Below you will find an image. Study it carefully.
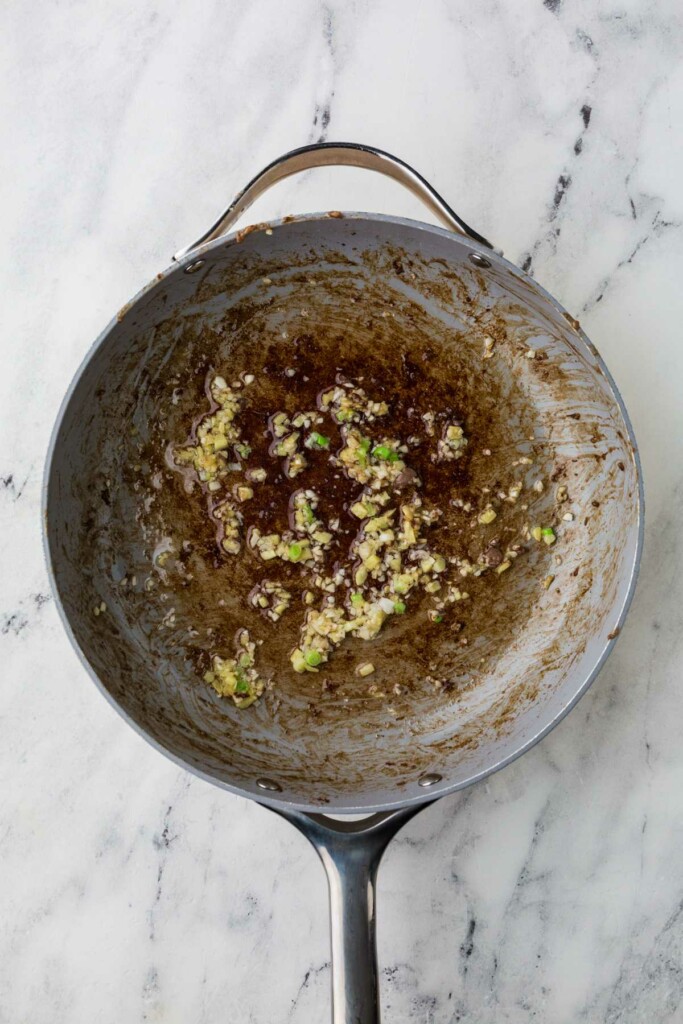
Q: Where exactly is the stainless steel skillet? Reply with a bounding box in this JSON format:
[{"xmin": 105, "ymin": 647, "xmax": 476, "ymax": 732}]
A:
[{"xmin": 43, "ymin": 143, "xmax": 643, "ymax": 1023}]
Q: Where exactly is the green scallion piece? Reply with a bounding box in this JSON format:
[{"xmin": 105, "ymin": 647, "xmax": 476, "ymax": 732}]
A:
[
  {"xmin": 288, "ymin": 542, "xmax": 303, "ymax": 561},
  {"xmin": 434, "ymin": 614, "xmax": 444, "ymax": 623},
  {"xmin": 305, "ymin": 650, "xmax": 322, "ymax": 667},
  {"xmin": 310, "ymin": 432, "xmax": 330, "ymax": 448},
  {"xmin": 359, "ymin": 437, "xmax": 372, "ymax": 453},
  {"xmin": 234, "ymin": 442, "xmax": 251, "ymax": 459},
  {"xmin": 372, "ymin": 444, "xmax": 392, "ymax": 460},
  {"xmin": 234, "ymin": 677, "xmax": 250, "ymax": 695},
  {"xmin": 393, "ymin": 601, "xmax": 406, "ymax": 614},
  {"xmin": 350, "ymin": 592, "xmax": 364, "ymax": 606},
  {"xmin": 303, "ymin": 503, "xmax": 315, "ymax": 524}
]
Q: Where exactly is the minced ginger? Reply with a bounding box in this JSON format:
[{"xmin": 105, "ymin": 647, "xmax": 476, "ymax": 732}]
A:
[{"xmin": 171, "ymin": 371, "xmax": 551, "ymax": 707}]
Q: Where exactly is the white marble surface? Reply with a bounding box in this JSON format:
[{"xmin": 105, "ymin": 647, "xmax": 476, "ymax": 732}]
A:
[{"xmin": 2, "ymin": 1, "xmax": 683, "ymax": 1020}]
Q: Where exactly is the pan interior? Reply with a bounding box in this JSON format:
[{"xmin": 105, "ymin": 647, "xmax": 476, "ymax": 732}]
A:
[{"xmin": 46, "ymin": 216, "xmax": 640, "ymax": 810}]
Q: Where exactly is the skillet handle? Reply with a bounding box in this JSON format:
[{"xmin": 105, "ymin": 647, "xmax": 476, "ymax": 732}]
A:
[
  {"xmin": 174, "ymin": 142, "xmax": 495, "ymax": 261},
  {"xmin": 273, "ymin": 804, "xmax": 431, "ymax": 1024}
]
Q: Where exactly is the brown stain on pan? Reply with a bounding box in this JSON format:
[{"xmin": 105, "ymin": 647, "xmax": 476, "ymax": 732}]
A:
[
  {"xmin": 129, "ymin": 260, "xmax": 545, "ymax": 720},
  {"xmin": 47, "ymin": 216, "xmax": 640, "ymax": 806},
  {"xmin": 235, "ymin": 222, "xmax": 270, "ymax": 244}
]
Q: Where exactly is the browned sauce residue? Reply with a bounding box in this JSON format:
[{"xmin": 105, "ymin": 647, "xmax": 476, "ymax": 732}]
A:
[
  {"xmin": 64, "ymin": 225, "xmax": 639, "ymax": 801},
  {"xmin": 137, "ymin": 284, "xmax": 553, "ymax": 709}
]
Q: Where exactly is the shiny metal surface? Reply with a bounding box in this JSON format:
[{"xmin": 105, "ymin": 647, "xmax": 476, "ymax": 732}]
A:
[
  {"xmin": 418, "ymin": 773, "xmax": 443, "ymax": 788},
  {"xmin": 256, "ymin": 777, "xmax": 283, "ymax": 793},
  {"xmin": 44, "ymin": 146, "xmax": 643, "ymax": 1023},
  {"xmin": 280, "ymin": 807, "xmax": 427, "ymax": 1024},
  {"xmin": 183, "ymin": 258, "xmax": 206, "ymax": 274},
  {"xmin": 173, "ymin": 141, "xmax": 496, "ymax": 261}
]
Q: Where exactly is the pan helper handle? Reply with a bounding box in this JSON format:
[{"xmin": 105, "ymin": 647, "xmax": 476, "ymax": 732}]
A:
[
  {"xmin": 272, "ymin": 804, "xmax": 431, "ymax": 1024},
  {"xmin": 174, "ymin": 142, "xmax": 496, "ymax": 261}
]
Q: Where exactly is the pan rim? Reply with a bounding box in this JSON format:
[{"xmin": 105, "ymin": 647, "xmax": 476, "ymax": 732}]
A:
[{"xmin": 42, "ymin": 211, "xmax": 645, "ymax": 814}]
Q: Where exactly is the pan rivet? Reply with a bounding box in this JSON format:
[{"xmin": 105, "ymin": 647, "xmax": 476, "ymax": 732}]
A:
[
  {"xmin": 184, "ymin": 259, "xmax": 206, "ymax": 274},
  {"xmin": 418, "ymin": 772, "xmax": 443, "ymax": 788},
  {"xmin": 468, "ymin": 252, "xmax": 491, "ymax": 269},
  {"xmin": 256, "ymin": 777, "xmax": 282, "ymax": 792}
]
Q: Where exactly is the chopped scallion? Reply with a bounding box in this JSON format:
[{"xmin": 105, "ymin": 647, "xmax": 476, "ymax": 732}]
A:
[{"xmin": 372, "ymin": 444, "xmax": 392, "ymax": 460}]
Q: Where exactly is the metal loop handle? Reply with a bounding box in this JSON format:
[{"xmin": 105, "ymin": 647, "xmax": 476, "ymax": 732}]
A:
[{"xmin": 174, "ymin": 142, "xmax": 495, "ymax": 261}]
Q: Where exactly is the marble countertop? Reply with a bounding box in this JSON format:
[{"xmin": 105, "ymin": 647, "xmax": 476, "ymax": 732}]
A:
[{"xmin": 2, "ymin": 2, "xmax": 683, "ymax": 1021}]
